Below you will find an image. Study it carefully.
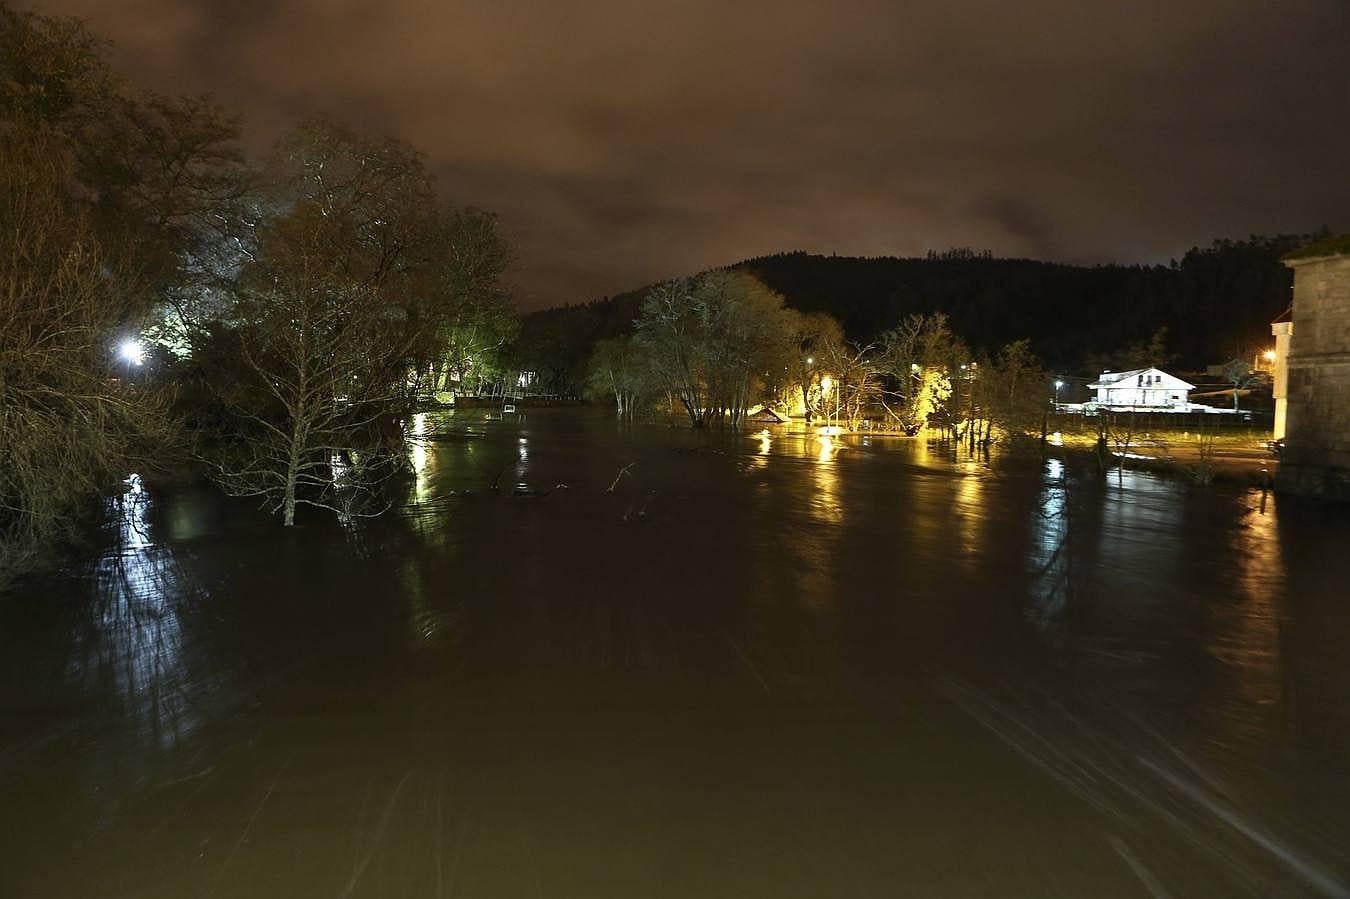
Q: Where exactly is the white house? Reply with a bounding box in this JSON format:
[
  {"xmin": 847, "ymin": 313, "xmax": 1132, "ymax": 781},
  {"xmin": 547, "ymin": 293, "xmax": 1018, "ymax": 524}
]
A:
[{"xmin": 1088, "ymin": 368, "xmax": 1194, "ymax": 410}]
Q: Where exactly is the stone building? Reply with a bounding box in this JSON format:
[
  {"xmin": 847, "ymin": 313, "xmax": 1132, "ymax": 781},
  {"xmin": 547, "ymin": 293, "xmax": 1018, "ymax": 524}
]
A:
[{"xmin": 1280, "ymin": 237, "xmax": 1350, "ymax": 499}]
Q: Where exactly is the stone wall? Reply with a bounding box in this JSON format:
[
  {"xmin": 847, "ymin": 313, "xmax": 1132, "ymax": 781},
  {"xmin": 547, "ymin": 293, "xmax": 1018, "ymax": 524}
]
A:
[{"xmin": 1280, "ymin": 253, "xmax": 1350, "ymax": 499}]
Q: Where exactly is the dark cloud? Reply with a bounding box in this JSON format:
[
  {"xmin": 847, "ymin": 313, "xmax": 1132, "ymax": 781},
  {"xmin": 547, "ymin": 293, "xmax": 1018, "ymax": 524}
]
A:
[{"xmin": 29, "ymin": 0, "xmax": 1350, "ymax": 308}]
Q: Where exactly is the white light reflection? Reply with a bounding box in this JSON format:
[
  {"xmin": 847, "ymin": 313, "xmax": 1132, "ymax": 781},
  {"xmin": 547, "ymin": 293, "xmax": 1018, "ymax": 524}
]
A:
[
  {"xmin": 70, "ymin": 476, "xmax": 206, "ymax": 750},
  {"xmin": 1026, "ymin": 458, "xmax": 1070, "ymax": 644},
  {"xmin": 410, "ymin": 412, "xmax": 431, "ymax": 502}
]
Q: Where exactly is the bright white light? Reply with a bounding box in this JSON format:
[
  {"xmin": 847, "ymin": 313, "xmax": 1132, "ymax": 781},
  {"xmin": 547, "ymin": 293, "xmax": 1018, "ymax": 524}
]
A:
[
  {"xmin": 806, "ymin": 356, "xmax": 814, "ymax": 365},
  {"xmin": 119, "ymin": 339, "xmax": 146, "ymax": 366},
  {"xmin": 1054, "ymin": 380, "xmax": 1064, "ymax": 389}
]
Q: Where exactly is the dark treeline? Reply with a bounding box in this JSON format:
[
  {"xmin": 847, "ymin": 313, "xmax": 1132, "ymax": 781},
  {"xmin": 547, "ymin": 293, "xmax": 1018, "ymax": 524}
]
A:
[{"xmin": 516, "ymin": 234, "xmax": 1323, "ymax": 395}]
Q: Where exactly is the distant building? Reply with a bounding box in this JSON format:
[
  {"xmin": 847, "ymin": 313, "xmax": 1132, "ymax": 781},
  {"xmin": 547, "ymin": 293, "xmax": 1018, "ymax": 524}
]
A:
[
  {"xmin": 1087, "ymin": 368, "xmax": 1194, "ymax": 410},
  {"xmin": 1279, "ymin": 237, "xmax": 1350, "ymax": 499},
  {"xmin": 1271, "ymin": 307, "xmax": 1293, "ymax": 440}
]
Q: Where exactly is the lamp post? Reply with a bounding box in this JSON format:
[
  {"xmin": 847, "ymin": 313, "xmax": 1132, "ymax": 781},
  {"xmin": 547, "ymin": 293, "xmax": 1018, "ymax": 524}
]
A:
[{"xmin": 1054, "ymin": 379, "xmax": 1064, "ymax": 409}]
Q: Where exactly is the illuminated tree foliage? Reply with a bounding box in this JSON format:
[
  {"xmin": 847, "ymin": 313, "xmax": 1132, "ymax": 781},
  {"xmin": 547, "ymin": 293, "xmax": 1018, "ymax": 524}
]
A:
[
  {"xmin": 418, "ymin": 207, "xmax": 515, "ymax": 397},
  {"xmin": 585, "ymin": 335, "xmax": 653, "ymax": 418}
]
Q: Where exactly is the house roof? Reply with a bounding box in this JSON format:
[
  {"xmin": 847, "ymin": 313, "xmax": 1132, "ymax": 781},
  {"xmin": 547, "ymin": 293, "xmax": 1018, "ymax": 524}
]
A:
[
  {"xmin": 1091, "ymin": 368, "xmax": 1149, "ymax": 386},
  {"xmin": 1088, "ymin": 367, "xmax": 1196, "ymax": 390}
]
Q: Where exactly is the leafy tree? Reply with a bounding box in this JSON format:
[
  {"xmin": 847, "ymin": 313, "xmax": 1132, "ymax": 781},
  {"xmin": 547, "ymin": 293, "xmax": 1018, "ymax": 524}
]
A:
[
  {"xmin": 416, "ymin": 208, "xmax": 515, "ymax": 396},
  {"xmin": 783, "ymin": 311, "xmax": 844, "ymax": 422},
  {"xmin": 876, "ymin": 312, "xmax": 961, "ymax": 434},
  {"xmin": 585, "ymin": 335, "xmax": 652, "ymax": 418},
  {"xmin": 635, "ymin": 271, "xmax": 796, "ymax": 428}
]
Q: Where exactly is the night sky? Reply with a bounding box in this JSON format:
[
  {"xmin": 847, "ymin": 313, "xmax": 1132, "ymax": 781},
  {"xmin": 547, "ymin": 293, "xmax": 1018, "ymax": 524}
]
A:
[{"xmin": 28, "ymin": 0, "xmax": 1350, "ymax": 309}]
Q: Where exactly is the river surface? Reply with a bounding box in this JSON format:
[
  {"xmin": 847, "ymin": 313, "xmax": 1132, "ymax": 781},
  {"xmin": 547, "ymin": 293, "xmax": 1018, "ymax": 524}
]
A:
[{"xmin": 3, "ymin": 409, "xmax": 1349, "ymax": 897}]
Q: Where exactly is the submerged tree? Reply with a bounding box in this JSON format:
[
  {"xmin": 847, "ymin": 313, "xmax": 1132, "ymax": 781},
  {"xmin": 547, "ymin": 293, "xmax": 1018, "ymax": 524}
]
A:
[
  {"xmin": 635, "ymin": 271, "xmax": 796, "ymax": 427},
  {"xmin": 203, "ymin": 121, "xmax": 436, "ymax": 525},
  {"xmin": 783, "ymin": 311, "xmax": 845, "ymax": 423},
  {"xmin": 877, "ymin": 312, "xmax": 961, "ymax": 434},
  {"xmin": 585, "ymin": 335, "xmax": 652, "ymax": 418}
]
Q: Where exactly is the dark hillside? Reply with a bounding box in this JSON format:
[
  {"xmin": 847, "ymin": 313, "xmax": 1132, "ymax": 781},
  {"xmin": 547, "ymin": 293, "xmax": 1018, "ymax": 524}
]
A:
[{"xmin": 514, "ymin": 233, "xmax": 1324, "ymax": 394}]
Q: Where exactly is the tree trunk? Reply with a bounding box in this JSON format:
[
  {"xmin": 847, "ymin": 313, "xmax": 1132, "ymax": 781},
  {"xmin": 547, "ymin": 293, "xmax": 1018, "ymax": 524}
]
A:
[{"xmin": 283, "ymin": 441, "xmax": 300, "ymax": 527}]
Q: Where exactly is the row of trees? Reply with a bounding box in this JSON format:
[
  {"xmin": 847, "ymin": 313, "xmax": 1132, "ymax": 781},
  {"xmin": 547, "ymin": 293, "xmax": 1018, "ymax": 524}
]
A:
[
  {"xmin": 1, "ymin": 2, "xmax": 516, "ymax": 574},
  {"xmin": 585, "ymin": 269, "xmax": 1051, "ymax": 442}
]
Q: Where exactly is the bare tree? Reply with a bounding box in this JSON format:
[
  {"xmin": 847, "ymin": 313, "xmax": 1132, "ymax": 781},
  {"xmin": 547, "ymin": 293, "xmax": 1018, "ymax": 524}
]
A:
[
  {"xmin": 1221, "ymin": 358, "xmax": 1257, "ymax": 411},
  {"xmin": 208, "ymin": 204, "xmax": 416, "ymax": 525},
  {"xmin": 204, "ymin": 121, "xmax": 438, "ymax": 525}
]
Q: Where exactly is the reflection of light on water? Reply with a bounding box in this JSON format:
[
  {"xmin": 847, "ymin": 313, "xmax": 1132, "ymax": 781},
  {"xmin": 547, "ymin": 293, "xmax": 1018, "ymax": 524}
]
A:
[
  {"xmin": 410, "ymin": 413, "xmax": 431, "ymax": 503},
  {"xmin": 1027, "ymin": 458, "xmax": 1070, "ymax": 642},
  {"xmin": 757, "ymin": 429, "xmax": 772, "ymax": 455},
  {"xmin": 119, "ymin": 474, "xmax": 151, "ymax": 548},
  {"xmin": 518, "ymin": 436, "xmax": 529, "ymax": 462},
  {"xmin": 954, "ymin": 467, "xmax": 984, "ymax": 570},
  {"xmin": 1048, "ymin": 431, "xmax": 1063, "ymax": 446},
  {"xmin": 810, "ymin": 438, "xmax": 843, "ymax": 527},
  {"xmin": 401, "ymin": 559, "xmax": 455, "ymax": 651},
  {"xmin": 72, "ymin": 477, "xmax": 206, "ymax": 749},
  {"xmin": 1209, "ymin": 492, "xmax": 1286, "ymax": 720}
]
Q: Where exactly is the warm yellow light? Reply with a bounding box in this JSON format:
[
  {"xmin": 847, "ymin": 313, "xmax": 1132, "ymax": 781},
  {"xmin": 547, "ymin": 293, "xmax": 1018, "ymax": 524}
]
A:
[
  {"xmin": 819, "ymin": 375, "xmax": 834, "ymax": 395},
  {"xmin": 1264, "ymin": 350, "xmax": 1277, "ymax": 362}
]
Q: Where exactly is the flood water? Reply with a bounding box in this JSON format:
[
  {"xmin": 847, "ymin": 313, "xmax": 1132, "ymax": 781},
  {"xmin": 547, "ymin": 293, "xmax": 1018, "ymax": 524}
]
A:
[{"xmin": 3, "ymin": 409, "xmax": 1349, "ymax": 897}]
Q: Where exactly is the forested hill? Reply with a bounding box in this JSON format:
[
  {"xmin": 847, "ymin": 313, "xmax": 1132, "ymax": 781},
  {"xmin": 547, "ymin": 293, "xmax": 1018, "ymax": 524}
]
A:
[
  {"xmin": 515, "ymin": 234, "xmax": 1324, "ymax": 394},
  {"xmin": 735, "ymin": 239, "xmax": 1303, "ymax": 367}
]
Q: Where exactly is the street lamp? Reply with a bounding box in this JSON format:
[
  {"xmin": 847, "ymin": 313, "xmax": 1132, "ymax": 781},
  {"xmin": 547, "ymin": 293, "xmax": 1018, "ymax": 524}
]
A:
[{"xmin": 118, "ymin": 339, "xmax": 146, "ymax": 366}]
